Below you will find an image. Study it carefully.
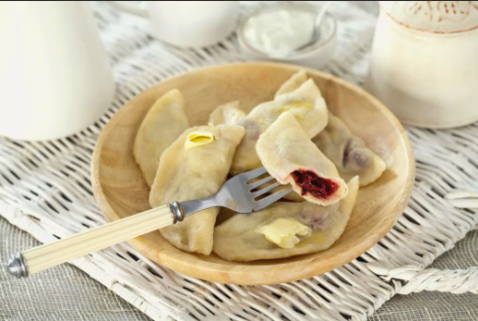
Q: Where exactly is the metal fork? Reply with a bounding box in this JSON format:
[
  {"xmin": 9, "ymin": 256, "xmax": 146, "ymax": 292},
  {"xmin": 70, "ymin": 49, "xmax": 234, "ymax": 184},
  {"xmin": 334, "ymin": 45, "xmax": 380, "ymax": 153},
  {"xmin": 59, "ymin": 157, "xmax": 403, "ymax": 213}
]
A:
[{"xmin": 7, "ymin": 167, "xmax": 291, "ymax": 278}]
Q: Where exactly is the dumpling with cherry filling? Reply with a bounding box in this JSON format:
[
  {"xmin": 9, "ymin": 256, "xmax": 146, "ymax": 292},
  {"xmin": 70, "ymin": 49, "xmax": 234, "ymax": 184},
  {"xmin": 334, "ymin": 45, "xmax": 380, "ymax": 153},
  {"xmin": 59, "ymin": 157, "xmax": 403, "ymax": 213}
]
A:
[{"xmin": 256, "ymin": 112, "xmax": 347, "ymax": 206}]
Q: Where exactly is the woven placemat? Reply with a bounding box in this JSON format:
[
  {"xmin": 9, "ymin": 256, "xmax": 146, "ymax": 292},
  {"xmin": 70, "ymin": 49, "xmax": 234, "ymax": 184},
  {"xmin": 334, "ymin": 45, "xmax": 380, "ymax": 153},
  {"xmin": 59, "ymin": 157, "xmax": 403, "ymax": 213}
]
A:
[{"xmin": 1, "ymin": 2, "xmax": 477, "ymax": 321}]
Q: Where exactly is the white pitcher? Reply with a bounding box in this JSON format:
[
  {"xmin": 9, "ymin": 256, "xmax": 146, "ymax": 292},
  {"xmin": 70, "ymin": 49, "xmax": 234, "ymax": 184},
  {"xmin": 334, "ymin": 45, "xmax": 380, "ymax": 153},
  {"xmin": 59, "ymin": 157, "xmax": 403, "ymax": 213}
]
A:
[
  {"xmin": 366, "ymin": 1, "xmax": 478, "ymax": 128},
  {"xmin": 0, "ymin": 2, "xmax": 114, "ymax": 140}
]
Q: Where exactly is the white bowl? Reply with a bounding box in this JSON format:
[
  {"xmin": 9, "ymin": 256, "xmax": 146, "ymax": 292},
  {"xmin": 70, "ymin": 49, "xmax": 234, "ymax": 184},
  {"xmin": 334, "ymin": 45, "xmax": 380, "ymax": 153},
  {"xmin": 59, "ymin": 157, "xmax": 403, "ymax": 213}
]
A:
[{"xmin": 238, "ymin": 2, "xmax": 337, "ymax": 69}]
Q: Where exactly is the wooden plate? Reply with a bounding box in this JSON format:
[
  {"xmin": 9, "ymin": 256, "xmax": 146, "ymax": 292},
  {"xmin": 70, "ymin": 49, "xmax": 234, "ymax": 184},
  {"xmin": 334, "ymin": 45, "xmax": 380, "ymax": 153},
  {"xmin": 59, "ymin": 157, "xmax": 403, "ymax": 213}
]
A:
[{"xmin": 91, "ymin": 62, "xmax": 415, "ymax": 285}]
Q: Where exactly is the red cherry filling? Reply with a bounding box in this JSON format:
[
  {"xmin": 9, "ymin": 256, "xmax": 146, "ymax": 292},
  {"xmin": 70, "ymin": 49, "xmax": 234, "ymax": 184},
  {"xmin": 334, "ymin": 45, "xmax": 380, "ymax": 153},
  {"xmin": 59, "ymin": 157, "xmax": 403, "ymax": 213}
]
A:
[{"xmin": 291, "ymin": 169, "xmax": 339, "ymax": 199}]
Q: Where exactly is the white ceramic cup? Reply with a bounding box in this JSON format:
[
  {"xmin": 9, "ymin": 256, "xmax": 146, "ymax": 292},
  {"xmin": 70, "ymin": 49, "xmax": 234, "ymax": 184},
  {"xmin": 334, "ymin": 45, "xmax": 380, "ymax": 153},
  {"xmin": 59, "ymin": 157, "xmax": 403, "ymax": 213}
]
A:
[
  {"xmin": 112, "ymin": 1, "xmax": 240, "ymax": 47},
  {"xmin": 0, "ymin": 2, "xmax": 115, "ymax": 141},
  {"xmin": 366, "ymin": 1, "xmax": 478, "ymax": 128}
]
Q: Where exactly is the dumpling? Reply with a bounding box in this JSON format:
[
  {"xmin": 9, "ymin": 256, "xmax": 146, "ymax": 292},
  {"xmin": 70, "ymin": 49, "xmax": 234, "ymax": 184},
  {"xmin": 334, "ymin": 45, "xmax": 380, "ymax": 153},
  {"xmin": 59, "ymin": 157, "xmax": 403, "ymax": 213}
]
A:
[
  {"xmin": 313, "ymin": 113, "xmax": 386, "ymax": 186},
  {"xmin": 149, "ymin": 125, "xmax": 245, "ymax": 255},
  {"xmin": 133, "ymin": 89, "xmax": 189, "ymax": 186},
  {"xmin": 274, "ymin": 70, "xmax": 307, "ymax": 98},
  {"xmin": 248, "ymin": 79, "xmax": 328, "ymax": 138},
  {"xmin": 256, "ymin": 112, "xmax": 347, "ymax": 206},
  {"xmin": 214, "ymin": 177, "xmax": 359, "ymax": 261},
  {"xmin": 208, "ymin": 101, "xmax": 246, "ymax": 126},
  {"xmin": 231, "ymin": 78, "xmax": 328, "ymax": 173},
  {"xmin": 275, "ymin": 70, "xmax": 326, "ymax": 202}
]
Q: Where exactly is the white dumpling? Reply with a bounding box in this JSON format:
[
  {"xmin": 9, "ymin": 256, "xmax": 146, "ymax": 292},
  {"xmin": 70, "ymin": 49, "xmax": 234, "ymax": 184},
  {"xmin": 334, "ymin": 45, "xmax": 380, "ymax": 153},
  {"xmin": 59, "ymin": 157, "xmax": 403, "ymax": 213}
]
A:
[
  {"xmin": 208, "ymin": 101, "xmax": 246, "ymax": 126},
  {"xmin": 276, "ymin": 70, "xmax": 329, "ymax": 202},
  {"xmin": 213, "ymin": 177, "xmax": 359, "ymax": 261},
  {"xmin": 274, "ymin": 70, "xmax": 307, "ymax": 98},
  {"xmin": 313, "ymin": 113, "xmax": 386, "ymax": 186},
  {"xmin": 133, "ymin": 89, "xmax": 189, "ymax": 186},
  {"xmin": 149, "ymin": 125, "xmax": 245, "ymax": 255},
  {"xmin": 231, "ymin": 78, "xmax": 328, "ymax": 173},
  {"xmin": 256, "ymin": 112, "xmax": 347, "ymax": 206}
]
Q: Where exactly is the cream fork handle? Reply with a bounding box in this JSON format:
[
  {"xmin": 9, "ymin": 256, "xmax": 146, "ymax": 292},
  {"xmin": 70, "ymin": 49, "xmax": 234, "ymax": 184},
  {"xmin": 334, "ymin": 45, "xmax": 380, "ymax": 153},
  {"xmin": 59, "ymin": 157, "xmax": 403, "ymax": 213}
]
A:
[{"xmin": 9, "ymin": 204, "xmax": 175, "ymax": 276}]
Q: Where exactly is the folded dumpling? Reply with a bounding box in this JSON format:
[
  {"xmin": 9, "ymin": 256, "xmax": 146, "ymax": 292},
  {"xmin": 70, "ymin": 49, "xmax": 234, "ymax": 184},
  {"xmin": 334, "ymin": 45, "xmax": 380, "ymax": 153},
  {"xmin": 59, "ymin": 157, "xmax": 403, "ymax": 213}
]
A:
[
  {"xmin": 214, "ymin": 177, "xmax": 359, "ymax": 261},
  {"xmin": 274, "ymin": 70, "xmax": 307, "ymax": 98},
  {"xmin": 208, "ymin": 101, "xmax": 246, "ymax": 126},
  {"xmin": 133, "ymin": 89, "xmax": 189, "ymax": 186},
  {"xmin": 275, "ymin": 70, "xmax": 328, "ymax": 202},
  {"xmin": 231, "ymin": 78, "xmax": 328, "ymax": 173},
  {"xmin": 256, "ymin": 112, "xmax": 347, "ymax": 206},
  {"xmin": 313, "ymin": 113, "xmax": 386, "ymax": 186},
  {"xmin": 149, "ymin": 125, "xmax": 245, "ymax": 255}
]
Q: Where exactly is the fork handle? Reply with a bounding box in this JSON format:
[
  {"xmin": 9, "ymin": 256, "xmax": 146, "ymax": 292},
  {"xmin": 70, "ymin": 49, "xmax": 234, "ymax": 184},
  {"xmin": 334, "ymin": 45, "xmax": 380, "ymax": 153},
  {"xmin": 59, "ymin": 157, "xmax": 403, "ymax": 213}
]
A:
[{"xmin": 7, "ymin": 203, "xmax": 181, "ymax": 277}]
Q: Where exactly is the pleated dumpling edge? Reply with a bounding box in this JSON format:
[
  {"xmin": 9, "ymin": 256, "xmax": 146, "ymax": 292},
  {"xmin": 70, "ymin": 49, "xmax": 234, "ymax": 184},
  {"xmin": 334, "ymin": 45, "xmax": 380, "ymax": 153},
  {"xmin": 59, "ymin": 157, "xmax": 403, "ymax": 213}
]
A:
[{"xmin": 133, "ymin": 89, "xmax": 190, "ymax": 186}]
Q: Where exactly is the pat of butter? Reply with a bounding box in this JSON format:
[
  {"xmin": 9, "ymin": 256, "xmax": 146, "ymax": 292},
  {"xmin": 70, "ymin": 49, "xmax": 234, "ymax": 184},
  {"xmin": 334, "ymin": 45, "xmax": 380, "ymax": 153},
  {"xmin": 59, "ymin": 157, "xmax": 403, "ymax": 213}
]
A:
[
  {"xmin": 280, "ymin": 101, "xmax": 314, "ymax": 120},
  {"xmin": 185, "ymin": 131, "xmax": 215, "ymax": 150},
  {"xmin": 258, "ymin": 218, "xmax": 311, "ymax": 249}
]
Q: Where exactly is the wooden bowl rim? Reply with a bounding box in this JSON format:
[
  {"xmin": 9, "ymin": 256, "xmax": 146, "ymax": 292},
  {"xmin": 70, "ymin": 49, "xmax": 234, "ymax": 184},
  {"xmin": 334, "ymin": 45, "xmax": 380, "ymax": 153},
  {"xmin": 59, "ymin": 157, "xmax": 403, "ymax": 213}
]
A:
[{"xmin": 91, "ymin": 62, "xmax": 415, "ymax": 285}]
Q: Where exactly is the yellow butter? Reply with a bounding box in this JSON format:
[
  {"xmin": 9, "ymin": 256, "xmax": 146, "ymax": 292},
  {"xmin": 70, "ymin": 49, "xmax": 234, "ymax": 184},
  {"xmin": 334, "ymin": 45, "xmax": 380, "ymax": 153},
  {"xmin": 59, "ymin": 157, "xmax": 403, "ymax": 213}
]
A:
[
  {"xmin": 258, "ymin": 218, "xmax": 311, "ymax": 249},
  {"xmin": 185, "ymin": 131, "xmax": 215, "ymax": 150},
  {"xmin": 279, "ymin": 101, "xmax": 314, "ymax": 120}
]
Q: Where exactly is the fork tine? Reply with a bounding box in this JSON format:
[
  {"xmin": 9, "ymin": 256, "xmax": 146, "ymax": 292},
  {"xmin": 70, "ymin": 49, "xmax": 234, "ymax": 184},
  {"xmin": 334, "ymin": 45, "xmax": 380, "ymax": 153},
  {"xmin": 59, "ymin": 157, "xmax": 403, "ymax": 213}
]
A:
[
  {"xmin": 254, "ymin": 186, "xmax": 292, "ymax": 211},
  {"xmin": 248, "ymin": 175, "xmax": 275, "ymax": 189},
  {"xmin": 252, "ymin": 182, "xmax": 280, "ymax": 197},
  {"xmin": 240, "ymin": 167, "xmax": 267, "ymax": 180}
]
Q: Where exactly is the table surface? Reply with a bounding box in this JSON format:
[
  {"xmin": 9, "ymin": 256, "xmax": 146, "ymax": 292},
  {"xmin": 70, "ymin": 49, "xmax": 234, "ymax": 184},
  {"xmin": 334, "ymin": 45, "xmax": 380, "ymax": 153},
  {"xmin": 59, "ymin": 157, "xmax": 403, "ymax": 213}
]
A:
[
  {"xmin": 1, "ymin": 216, "xmax": 477, "ymax": 321},
  {"xmin": 1, "ymin": 1, "xmax": 477, "ymax": 320}
]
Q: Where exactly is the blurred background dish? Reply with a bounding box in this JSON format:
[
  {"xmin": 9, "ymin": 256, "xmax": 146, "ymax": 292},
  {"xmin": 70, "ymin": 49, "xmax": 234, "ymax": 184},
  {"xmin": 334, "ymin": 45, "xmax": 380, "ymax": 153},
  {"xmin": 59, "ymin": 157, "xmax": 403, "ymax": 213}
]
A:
[
  {"xmin": 112, "ymin": 1, "xmax": 240, "ymax": 47},
  {"xmin": 366, "ymin": 1, "xmax": 478, "ymax": 128},
  {"xmin": 238, "ymin": 2, "xmax": 337, "ymax": 69}
]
